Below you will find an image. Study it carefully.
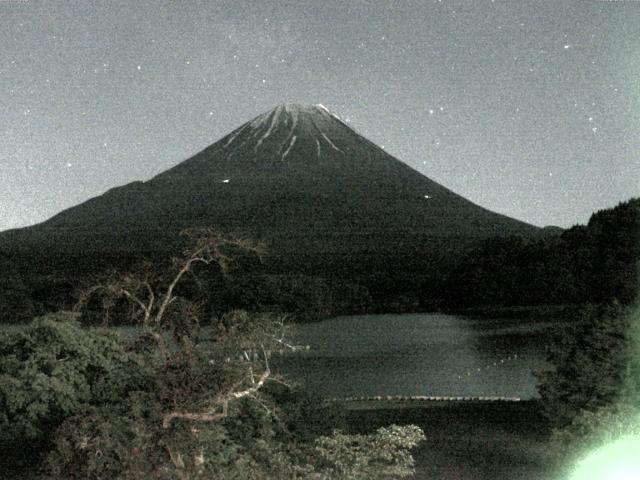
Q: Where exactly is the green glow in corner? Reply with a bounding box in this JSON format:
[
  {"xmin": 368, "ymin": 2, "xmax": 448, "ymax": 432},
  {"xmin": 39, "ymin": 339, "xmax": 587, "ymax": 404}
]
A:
[
  {"xmin": 567, "ymin": 305, "xmax": 640, "ymax": 480},
  {"xmin": 569, "ymin": 436, "xmax": 640, "ymax": 480}
]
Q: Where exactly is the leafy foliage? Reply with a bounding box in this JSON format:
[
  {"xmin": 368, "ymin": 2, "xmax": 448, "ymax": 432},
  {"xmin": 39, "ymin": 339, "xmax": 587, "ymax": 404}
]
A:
[
  {"xmin": 553, "ymin": 401, "xmax": 640, "ymax": 451},
  {"xmin": 2, "ymin": 198, "xmax": 636, "ymax": 322},
  {"xmin": 0, "ymin": 312, "xmax": 152, "ymax": 443},
  {"xmin": 1, "ymin": 230, "xmax": 425, "ymax": 478},
  {"xmin": 36, "ymin": 314, "xmax": 424, "ymax": 479},
  {"xmin": 312, "ymin": 425, "xmax": 425, "ymax": 479},
  {"xmin": 537, "ymin": 302, "xmax": 635, "ymax": 429},
  {"xmin": 44, "ymin": 393, "xmax": 309, "ymax": 480}
]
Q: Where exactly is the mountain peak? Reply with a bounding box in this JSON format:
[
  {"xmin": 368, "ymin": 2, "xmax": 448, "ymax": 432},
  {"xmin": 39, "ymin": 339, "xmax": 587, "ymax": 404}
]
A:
[
  {"xmin": 272, "ymin": 103, "xmax": 334, "ymax": 115},
  {"xmin": 253, "ymin": 103, "xmax": 343, "ymax": 127},
  {"xmin": 203, "ymin": 102, "xmax": 353, "ymax": 165},
  {"xmin": 0, "ymin": 104, "xmax": 541, "ymax": 297}
]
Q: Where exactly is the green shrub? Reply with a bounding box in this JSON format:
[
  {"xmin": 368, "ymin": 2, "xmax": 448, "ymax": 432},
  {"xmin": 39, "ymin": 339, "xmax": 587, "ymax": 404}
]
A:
[
  {"xmin": 0, "ymin": 312, "xmax": 152, "ymax": 443},
  {"xmin": 312, "ymin": 425, "xmax": 426, "ymax": 479},
  {"xmin": 537, "ymin": 302, "xmax": 634, "ymax": 429}
]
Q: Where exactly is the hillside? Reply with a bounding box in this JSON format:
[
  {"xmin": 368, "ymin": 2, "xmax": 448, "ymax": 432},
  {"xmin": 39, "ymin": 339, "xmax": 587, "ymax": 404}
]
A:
[
  {"xmin": 0, "ymin": 104, "xmax": 544, "ymax": 319},
  {"xmin": 1, "ymin": 104, "xmax": 539, "ymax": 256}
]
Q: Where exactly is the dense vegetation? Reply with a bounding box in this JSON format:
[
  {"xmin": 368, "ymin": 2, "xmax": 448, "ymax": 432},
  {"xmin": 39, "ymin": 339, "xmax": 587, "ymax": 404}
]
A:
[
  {"xmin": 538, "ymin": 303, "xmax": 639, "ymax": 428},
  {"xmin": 0, "ymin": 230, "xmax": 425, "ymax": 479},
  {"xmin": 443, "ymin": 198, "xmax": 639, "ymax": 309},
  {"xmin": 0, "ymin": 199, "xmax": 637, "ymax": 477},
  {"xmin": 448, "ymin": 198, "xmax": 640, "ymax": 472},
  {"xmin": 1, "ymin": 198, "xmax": 637, "ymax": 324},
  {"xmin": 534, "ymin": 300, "xmax": 640, "ymax": 477}
]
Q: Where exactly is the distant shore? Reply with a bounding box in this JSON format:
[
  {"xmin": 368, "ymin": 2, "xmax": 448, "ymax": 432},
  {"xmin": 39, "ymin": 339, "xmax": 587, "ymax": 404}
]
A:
[{"xmin": 442, "ymin": 303, "xmax": 577, "ymax": 320}]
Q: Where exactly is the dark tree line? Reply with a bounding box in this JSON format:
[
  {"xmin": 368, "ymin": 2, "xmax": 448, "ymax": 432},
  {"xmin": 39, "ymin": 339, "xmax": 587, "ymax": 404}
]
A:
[
  {"xmin": 1, "ymin": 198, "xmax": 637, "ymax": 324},
  {"xmin": 529, "ymin": 200, "xmax": 639, "ymax": 463},
  {"xmin": 441, "ymin": 198, "xmax": 639, "ymax": 309}
]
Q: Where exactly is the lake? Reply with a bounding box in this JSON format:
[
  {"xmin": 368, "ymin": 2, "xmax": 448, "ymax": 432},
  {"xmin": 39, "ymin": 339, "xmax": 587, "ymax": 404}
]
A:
[{"xmin": 272, "ymin": 313, "xmax": 557, "ymax": 399}]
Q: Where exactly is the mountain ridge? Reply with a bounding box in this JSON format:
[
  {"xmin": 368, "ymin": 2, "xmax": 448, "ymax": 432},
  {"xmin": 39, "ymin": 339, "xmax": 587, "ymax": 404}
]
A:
[{"xmin": 0, "ymin": 103, "xmax": 542, "ymax": 283}]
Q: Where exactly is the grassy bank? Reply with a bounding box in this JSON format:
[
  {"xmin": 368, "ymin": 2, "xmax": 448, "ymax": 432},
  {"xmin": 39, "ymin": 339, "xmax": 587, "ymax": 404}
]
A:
[{"xmin": 345, "ymin": 400, "xmax": 560, "ymax": 480}]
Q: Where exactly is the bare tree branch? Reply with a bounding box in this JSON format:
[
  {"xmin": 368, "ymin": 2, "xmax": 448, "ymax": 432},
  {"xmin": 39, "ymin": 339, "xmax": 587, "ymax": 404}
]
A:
[
  {"xmin": 162, "ymin": 364, "xmax": 271, "ymax": 429},
  {"xmin": 74, "ymin": 228, "xmax": 263, "ymax": 332},
  {"xmin": 74, "ymin": 228, "xmax": 279, "ymax": 438},
  {"xmin": 162, "ymin": 401, "xmax": 229, "ymax": 429}
]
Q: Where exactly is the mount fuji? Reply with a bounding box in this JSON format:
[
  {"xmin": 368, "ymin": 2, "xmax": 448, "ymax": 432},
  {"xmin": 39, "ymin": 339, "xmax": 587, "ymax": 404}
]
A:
[{"xmin": 1, "ymin": 103, "xmax": 541, "ymax": 301}]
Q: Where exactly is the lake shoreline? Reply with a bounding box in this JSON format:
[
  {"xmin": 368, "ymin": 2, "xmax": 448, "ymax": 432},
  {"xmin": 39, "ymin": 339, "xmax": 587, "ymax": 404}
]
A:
[
  {"xmin": 295, "ymin": 303, "xmax": 579, "ymax": 324},
  {"xmin": 0, "ymin": 303, "xmax": 577, "ymax": 328},
  {"xmin": 441, "ymin": 303, "xmax": 578, "ymax": 319},
  {"xmin": 276, "ymin": 313, "xmax": 550, "ymax": 399}
]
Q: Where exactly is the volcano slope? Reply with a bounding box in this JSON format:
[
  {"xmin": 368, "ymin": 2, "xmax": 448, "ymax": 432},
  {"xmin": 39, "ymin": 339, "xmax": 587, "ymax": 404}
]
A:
[{"xmin": 0, "ymin": 104, "xmax": 541, "ymax": 312}]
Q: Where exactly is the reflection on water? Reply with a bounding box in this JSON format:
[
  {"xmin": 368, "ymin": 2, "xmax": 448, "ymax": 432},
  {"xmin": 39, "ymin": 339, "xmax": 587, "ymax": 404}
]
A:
[{"xmin": 272, "ymin": 313, "xmax": 558, "ymax": 399}]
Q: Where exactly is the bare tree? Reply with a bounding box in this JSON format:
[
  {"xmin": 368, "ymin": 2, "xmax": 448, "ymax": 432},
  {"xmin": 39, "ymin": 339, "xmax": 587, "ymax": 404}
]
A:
[
  {"xmin": 37, "ymin": 228, "xmax": 426, "ymax": 479},
  {"xmin": 73, "ymin": 228, "xmax": 312, "ymax": 474},
  {"xmin": 75, "ymin": 228, "xmax": 264, "ymax": 353}
]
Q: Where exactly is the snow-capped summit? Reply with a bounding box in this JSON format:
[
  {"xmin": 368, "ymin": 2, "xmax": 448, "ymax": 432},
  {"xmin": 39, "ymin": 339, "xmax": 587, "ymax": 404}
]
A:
[
  {"xmin": 230, "ymin": 103, "xmax": 350, "ymax": 160},
  {"xmin": 0, "ymin": 103, "xmax": 541, "ymax": 293}
]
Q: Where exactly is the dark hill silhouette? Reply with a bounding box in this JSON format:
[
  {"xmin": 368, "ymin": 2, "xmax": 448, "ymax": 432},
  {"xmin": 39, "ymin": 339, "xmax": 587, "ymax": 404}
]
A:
[
  {"xmin": 1, "ymin": 104, "xmax": 538, "ymax": 252},
  {"xmin": 0, "ymin": 104, "xmax": 545, "ymax": 318},
  {"xmin": 442, "ymin": 198, "xmax": 639, "ymax": 308}
]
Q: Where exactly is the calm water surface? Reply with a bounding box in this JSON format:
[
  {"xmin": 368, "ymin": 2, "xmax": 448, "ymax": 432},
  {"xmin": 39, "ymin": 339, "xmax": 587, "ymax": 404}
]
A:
[{"xmin": 273, "ymin": 313, "xmax": 557, "ymax": 399}]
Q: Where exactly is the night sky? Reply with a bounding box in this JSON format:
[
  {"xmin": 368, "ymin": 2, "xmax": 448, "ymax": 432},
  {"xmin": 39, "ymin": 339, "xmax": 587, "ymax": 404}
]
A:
[{"xmin": 1, "ymin": 0, "xmax": 638, "ymax": 231}]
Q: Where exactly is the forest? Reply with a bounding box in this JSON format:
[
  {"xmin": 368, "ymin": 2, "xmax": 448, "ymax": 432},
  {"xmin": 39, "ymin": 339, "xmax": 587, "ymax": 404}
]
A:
[
  {"xmin": 0, "ymin": 199, "xmax": 638, "ymax": 478},
  {"xmin": 0, "ymin": 230, "xmax": 425, "ymax": 479},
  {"xmin": 1, "ymin": 198, "xmax": 637, "ymax": 324}
]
